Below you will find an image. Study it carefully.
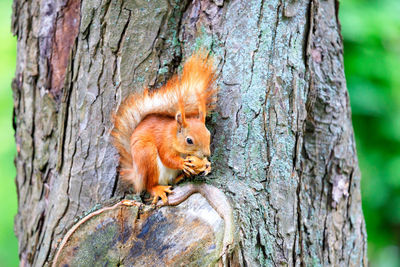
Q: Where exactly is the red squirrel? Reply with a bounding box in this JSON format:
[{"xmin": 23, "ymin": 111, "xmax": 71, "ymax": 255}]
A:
[{"xmin": 111, "ymin": 52, "xmax": 217, "ymax": 204}]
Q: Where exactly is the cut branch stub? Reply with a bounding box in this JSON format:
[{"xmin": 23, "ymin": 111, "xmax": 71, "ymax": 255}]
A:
[{"xmin": 52, "ymin": 184, "xmax": 235, "ymax": 266}]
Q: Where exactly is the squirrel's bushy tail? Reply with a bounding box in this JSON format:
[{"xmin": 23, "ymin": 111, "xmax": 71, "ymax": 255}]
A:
[{"xmin": 111, "ymin": 52, "xmax": 217, "ymax": 180}]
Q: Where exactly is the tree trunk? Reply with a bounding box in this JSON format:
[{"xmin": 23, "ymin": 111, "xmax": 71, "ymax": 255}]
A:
[{"xmin": 12, "ymin": 0, "xmax": 367, "ymax": 266}]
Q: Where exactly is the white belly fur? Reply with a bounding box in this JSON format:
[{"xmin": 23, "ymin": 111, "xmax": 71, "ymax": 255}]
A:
[{"xmin": 156, "ymin": 154, "xmax": 180, "ymax": 185}]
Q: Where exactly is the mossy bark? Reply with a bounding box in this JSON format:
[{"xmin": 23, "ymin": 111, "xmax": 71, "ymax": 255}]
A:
[{"xmin": 12, "ymin": 0, "xmax": 367, "ymax": 266}]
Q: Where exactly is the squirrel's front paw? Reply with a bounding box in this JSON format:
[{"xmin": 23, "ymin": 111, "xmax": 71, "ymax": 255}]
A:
[
  {"xmin": 183, "ymin": 157, "xmax": 197, "ymax": 176},
  {"xmin": 183, "ymin": 156, "xmax": 211, "ymax": 176},
  {"xmin": 202, "ymin": 158, "xmax": 211, "ymax": 176}
]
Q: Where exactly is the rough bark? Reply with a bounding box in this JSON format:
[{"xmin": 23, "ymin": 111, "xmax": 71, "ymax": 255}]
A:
[{"xmin": 12, "ymin": 0, "xmax": 367, "ymax": 266}]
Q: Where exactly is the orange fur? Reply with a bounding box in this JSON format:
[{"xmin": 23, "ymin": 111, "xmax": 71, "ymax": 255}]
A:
[{"xmin": 111, "ymin": 52, "xmax": 217, "ymax": 202}]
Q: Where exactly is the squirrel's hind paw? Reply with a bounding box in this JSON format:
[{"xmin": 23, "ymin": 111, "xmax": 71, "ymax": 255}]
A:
[{"xmin": 150, "ymin": 185, "xmax": 173, "ymax": 204}]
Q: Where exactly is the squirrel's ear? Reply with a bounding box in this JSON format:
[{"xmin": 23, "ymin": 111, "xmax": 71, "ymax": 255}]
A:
[
  {"xmin": 198, "ymin": 110, "xmax": 206, "ymax": 123},
  {"xmin": 176, "ymin": 112, "xmax": 187, "ymax": 131}
]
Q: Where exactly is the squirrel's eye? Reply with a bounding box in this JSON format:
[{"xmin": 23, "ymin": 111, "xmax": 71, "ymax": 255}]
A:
[{"xmin": 186, "ymin": 137, "xmax": 193, "ymax": 145}]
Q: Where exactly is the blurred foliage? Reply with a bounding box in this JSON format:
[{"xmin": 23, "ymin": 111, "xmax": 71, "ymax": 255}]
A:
[
  {"xmin": 0, "ymin": 0, "xmax": 398, "ymax": 266},
  {"xmin": 0, "ymin": 0, "xmax": 18, "ymax": 266},
  {"xmin": 340, "ymin": 0, "xmax": 400, "ymax": 266}
]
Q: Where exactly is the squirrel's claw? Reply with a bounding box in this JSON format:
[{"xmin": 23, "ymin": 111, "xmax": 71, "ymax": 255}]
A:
[
  {"xmin": 183, "ymin": 156, "xmax": 212, "ymax": 176},
  {"xmin": 150, "ymin": 185, "xmax": 173, "ymax": 204},
  {"xmin": 202, "ymin": 163, "xmax": 211, "ymax": 176},
  {"xmin": 183, "ymin": 164, "xmax": 197, "ymax": 176}
]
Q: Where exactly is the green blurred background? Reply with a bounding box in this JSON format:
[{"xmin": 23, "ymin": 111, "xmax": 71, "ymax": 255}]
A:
[
  {"xmin": 0, "ymin": 0, "xmax": 18, "ymax": 266},
  {"xmin": 0, "ymin": 0, "xmax": 399, "ymax": 266},
  {"xmin": 341, "ymin": 0, "xmax": 400, "ymax": 266}
]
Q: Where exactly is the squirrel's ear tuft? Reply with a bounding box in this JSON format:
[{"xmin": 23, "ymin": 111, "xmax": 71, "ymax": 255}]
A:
[
  {"xmin": 176, "ymin": 112, "xmax": 187, "ymax": 131},
  {"xmin": 198, "ymin": 110, "xmax": 206, "ymax": 123}
]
